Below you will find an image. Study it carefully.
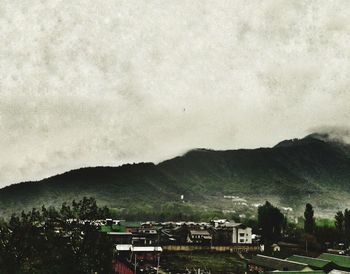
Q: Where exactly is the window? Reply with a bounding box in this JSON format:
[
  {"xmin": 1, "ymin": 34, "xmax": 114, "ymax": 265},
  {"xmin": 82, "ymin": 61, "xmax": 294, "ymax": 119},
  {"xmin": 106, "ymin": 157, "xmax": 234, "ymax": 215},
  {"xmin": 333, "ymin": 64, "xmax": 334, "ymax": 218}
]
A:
[
  {"xmin": 239, "ymin": 233, "xmax": 245, "ymax": 237},
  {"xmin": 240, "ymin": 239, "xmax": 244, "ymax": 243}
]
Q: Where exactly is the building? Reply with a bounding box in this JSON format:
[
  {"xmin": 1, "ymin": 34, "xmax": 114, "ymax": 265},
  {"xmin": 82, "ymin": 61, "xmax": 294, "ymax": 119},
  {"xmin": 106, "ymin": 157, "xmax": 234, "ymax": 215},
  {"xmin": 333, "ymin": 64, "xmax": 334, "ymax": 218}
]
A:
[
  {"xmin": 271, "ymin": 243, "xmax": 281, "ymax": 252},
  {"xmin": 232, "ymin": 223, "xmax": 252, "ymax": 244},
  {"xmin": 328, "ymin": 270, "xmax": 350, "ymax": 274},
  {"xmin": 160, "ymin": 226, "xmax": 187, "ymax": 244},
  {"xmin": 266, "ymin": 271, "xmax": 325, "ymax": 274},
  {"xmin": 108, "ymin": 232, "xmax": 133, "ymax": 244},
  {"xmin": 187, "ymin": 229, "xmax": 212, "ymax": 245},
  {"xmin": 99, "ymin": 219, "xmax": 133, "ymax": 244},
  {"xmin": 212, "ymin": 220, "xmax": 252, "ymax": 245},
  {"xmin": 248, "ymin": 255, "xmax": 313, "ymax": 273},
  {"xmin": 114, "ymin": 245, "xmax": 162, "ymax": 274},
  {"xmin": 211, "ymin": 219, "xmax": 229, "ymax": 228},
  {"xmin": 287, "ymin": 255, "xmax": 336, "ymax": 273},
  {"xmin": 132, "ymin": 227, "xmax": 159, "ymax": 246},
  {"xmin": 99, "ymin": 219, "xmax": 126, "ymax": 233},
  {"xmin": 318, "ymin": 253, "xmax": 350, "ymax": 272}
]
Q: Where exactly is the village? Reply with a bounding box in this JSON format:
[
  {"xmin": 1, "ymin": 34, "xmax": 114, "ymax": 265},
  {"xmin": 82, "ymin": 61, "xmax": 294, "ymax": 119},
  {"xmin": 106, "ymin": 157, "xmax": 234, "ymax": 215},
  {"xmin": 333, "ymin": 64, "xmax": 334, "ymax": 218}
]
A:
[
  {"xmin": 90, "ymin": 217, "xmax": 350, "ymax": 274},
  {"xmin": 1, "ymin": 197, "xmax": 349, "ymax": 274}
]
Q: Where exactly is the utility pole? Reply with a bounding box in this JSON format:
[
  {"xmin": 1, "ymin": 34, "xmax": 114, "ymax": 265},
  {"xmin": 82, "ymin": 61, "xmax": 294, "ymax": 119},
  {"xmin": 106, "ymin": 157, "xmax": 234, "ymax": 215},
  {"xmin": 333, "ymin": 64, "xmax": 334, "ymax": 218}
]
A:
[
  {"xmin": 157, "ymin": 254, "xmax": 160, "ymax": 274},
  {"xmin": 134, "ymin": 253, "xmax": 137, "ymax": 274},
  {"xmin": 305, "ymin": 239, "xmax": 308, "ymax": 255}
]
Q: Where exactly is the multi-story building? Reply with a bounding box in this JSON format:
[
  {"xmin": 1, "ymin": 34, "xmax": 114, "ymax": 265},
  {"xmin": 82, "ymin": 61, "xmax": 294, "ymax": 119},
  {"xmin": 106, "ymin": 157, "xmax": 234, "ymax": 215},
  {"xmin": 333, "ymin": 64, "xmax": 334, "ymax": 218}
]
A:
[{"xmin": 212, "ymin": 220, "xmax": 252, "ymax": 245}]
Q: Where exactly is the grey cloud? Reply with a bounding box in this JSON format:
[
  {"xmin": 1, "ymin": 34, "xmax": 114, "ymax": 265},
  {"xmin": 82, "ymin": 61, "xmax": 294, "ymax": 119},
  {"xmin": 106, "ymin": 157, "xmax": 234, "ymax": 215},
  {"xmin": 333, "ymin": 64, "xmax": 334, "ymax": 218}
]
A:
[
  {"xmin": 308, "ymin": 126, "xmax": 350, "ymax": 144},
  {"xmin": 1, "ymin": 0, "xmax": 350, "ymax": 187}
]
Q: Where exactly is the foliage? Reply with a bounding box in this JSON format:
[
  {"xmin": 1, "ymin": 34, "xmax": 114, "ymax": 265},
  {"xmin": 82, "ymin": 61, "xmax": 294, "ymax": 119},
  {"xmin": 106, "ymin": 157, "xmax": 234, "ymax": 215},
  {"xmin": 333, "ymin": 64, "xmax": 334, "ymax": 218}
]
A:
[
  {"xmin": 315, "ymin": 217, "xmax": 335, "ymax": 228},
  {"xmin": 345, "ymin": 209, "xmax": 350, "ymax": 237},
  {"xmin": 0, "ymin": 197, "xmax": 114, "ymax": 274},
  {"xmin": 331, "ymin": 208, "xmax": 350, "ymax": 244},
  {"xmin": 2, "ymin": 135, "xmax": 350, "ymax": 219},
  {"xmin": 335, "ymin": 211, "xmax": 344, "ymax": 232},
  {"xmin": 304, "ymin": 203, "xmax": 315, "ymax": 234},
  {"xmin": 258, "ymin": 201, "xmax": 285, "ymax": 243},
  {"xmin": 110, "ymin": 202, "xmax": 241, "ymax": 222}
]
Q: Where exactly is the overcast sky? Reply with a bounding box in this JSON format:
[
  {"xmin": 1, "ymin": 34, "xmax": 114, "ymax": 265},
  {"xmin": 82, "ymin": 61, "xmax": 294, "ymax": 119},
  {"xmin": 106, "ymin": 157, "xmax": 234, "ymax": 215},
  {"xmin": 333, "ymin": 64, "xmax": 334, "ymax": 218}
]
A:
[{"xmin": 1, "ymin": 1, "xmax": 350, "ymax": 187}]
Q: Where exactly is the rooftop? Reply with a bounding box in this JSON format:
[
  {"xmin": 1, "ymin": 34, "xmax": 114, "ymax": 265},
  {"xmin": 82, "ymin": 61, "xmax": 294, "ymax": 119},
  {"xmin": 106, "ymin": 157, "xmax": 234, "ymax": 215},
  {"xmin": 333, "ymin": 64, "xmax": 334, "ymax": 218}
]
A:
[
  {"xmin": 116, "ymin": 244, "xmax": 132, "ymax": 251},
  {"xmin": 132, "ymin": 246, "xmax": 163, "ymax": 252},
  {"xmin": 115, "ymin": 245, "xmax": 163, "ymax": 252},
  {"xmin": 318, "ymin": 253, "xmax": 350, "ymax": 269},
  {"xmin": 250, "ymin": 255, "xmax": 308, "ymax": 271},
  {"xmin": 266, "ymin": 271, "xmax": 325, "ymax": 274},
  {"xmin": 329, "ymin": 270, "xmax": 350, "ymax": 274},
  {"xmin": 107, "ymin": 232, "xmax": 132, "ymax": 235},
  {"xmin": 99, "ymin": 224, "xmax": 125, "ymax": 233},
  {"xmin": 287, "ymin": 255, "xmax": 332, "ymax": 269},
  {"xmin": 221, "ymin": 222, "xmax": 247, "ymax": 228},
  {"xmin": 190, "ymin": 230, "xmax": 211, "ymax": 236}
]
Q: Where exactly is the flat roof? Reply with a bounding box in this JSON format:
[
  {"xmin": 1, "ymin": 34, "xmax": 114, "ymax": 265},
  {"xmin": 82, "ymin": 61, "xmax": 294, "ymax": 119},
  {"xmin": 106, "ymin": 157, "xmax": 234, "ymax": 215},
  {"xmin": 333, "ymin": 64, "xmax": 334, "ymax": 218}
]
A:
[
  {"xmin": 132, "ymin": 246, "xmax": 162, "ymax": 252},
  {"xmin": 116, "ymin": 244, "xmax": 132, "ymax": 251},
  {"xmin": 107, "ymin": 232, "xmax": 132, "ymax": 235},
  {"xmin": 115, "ymin": 245, "xmax": 162, "ymax": 252}
]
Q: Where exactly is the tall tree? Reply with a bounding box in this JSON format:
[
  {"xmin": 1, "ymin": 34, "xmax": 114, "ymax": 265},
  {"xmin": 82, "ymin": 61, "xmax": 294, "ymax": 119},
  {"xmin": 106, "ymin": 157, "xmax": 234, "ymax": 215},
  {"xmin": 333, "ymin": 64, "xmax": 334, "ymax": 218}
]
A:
[
  {"xmin": 344, "ymin": 209, "xmax": 350, "ymax": 237},
  {"xmin": 304, "ymin": 203, "xmax": 315, "ymax": 234},
  {"xmin": 335, "ymin": 211, "xmax": 344, "ymax": 232},
  {"xmin": 258, "ymin": 201, "xmax": 285, "ymax": 242}
]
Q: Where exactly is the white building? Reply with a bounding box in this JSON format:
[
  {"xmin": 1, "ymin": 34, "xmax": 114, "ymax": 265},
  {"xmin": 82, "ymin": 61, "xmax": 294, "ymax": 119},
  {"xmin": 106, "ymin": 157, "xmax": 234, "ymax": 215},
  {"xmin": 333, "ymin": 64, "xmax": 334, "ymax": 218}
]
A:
[
  {"xmin": 212, "ymin": 219, "xmax": 253, "ymax": 244},
  {"xmin": 232, "ymin": 223, "xmax": 252, "ymax": 244}
]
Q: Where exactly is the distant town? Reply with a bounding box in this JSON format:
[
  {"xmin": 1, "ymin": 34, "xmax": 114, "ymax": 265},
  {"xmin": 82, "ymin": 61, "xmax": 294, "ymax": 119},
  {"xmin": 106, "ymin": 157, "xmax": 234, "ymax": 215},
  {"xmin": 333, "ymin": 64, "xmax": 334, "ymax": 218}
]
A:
[
  {"xmin": 98, "ymin": 217, "xmax": 350, "ymax": 274},
  {"xmin": 1, "ymin": 197, "xmax": 349, "ymax": 274}
]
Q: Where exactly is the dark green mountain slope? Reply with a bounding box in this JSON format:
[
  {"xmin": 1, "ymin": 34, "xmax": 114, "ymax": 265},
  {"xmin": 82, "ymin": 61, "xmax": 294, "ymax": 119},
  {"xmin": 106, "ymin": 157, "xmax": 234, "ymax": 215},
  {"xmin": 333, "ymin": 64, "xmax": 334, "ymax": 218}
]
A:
[{"xmin": 1, "ymin": 134, "xmax": 350, "ymax": 217}]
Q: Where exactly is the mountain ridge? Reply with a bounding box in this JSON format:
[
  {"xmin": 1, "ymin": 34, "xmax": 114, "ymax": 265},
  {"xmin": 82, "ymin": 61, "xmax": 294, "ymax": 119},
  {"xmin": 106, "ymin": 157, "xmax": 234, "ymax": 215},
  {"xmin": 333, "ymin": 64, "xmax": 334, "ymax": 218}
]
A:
[{"xmin": 1, "ymin": 134, "xmax": 350, "ymax": 217}]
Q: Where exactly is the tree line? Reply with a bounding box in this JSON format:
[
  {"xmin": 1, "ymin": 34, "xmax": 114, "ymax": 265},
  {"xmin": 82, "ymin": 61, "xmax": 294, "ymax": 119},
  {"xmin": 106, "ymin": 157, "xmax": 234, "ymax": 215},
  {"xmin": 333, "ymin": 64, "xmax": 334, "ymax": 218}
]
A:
[
  {"xmin": 257, "ymin": 201, "xmax": 350, "ymax": 252},
  {"xmin": 0, "ymin": 197, "xmax": 115, "ymax": 274},
  {"xmin": 335, "ymin": 209, "xmax": 350, "ymax": 235}
]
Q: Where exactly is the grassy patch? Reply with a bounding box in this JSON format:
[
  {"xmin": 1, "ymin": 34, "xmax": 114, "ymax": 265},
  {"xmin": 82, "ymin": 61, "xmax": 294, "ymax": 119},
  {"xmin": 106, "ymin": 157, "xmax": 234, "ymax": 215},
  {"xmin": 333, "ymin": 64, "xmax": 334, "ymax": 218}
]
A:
[{"xmin": 161, "ymin": 252, "xmax": 246, "ymax": 274}]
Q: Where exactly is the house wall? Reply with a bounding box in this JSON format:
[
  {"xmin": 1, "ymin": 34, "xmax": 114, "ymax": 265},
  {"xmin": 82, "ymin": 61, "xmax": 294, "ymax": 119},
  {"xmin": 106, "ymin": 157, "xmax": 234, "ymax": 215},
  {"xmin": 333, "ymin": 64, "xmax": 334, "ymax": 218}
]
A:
[{"xmin": 233, "ymin": 227, "xmax": 252, "ymax": 244}]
